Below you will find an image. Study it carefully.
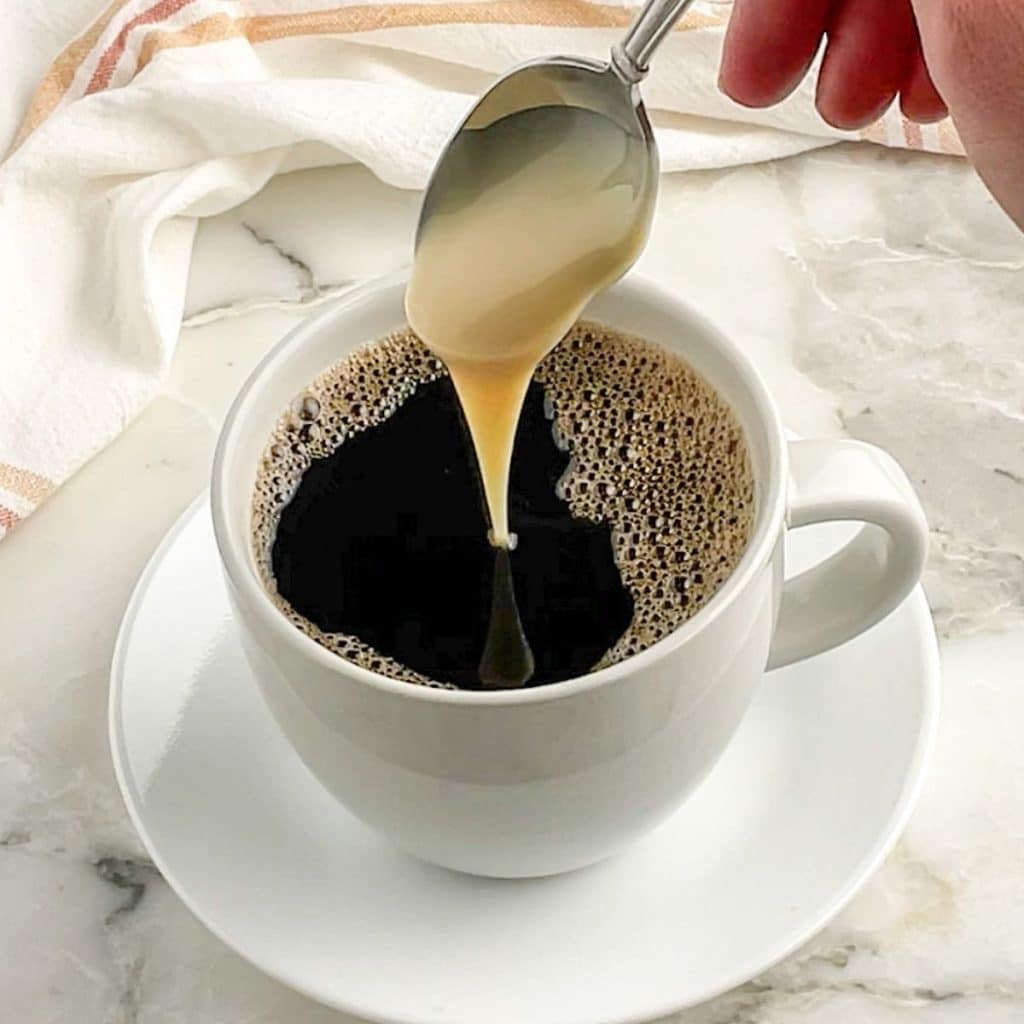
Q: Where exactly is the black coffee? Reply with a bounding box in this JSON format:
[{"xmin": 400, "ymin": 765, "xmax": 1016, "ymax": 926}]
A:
[
  {"xmin": 271, "ymin": 376, "xmax": 632, "ymax": 689},
  {"xmin": 251, "ymin": 323, "xmax": 755, "ymax": 691}
]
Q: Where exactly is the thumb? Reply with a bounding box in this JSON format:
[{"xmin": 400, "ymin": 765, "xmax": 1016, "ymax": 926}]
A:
[{"xmin": 910, "ymin": 0, "xmax": 1024, "ymax": 229}]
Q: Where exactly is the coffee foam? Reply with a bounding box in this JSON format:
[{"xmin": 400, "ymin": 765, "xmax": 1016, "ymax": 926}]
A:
[{"xmin": 251, "ymin": 322, "xmax": 755, "ymax": 687}]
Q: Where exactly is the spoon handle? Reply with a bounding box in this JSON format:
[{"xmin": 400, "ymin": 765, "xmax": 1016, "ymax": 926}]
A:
[{"xmin": 610, "ymin": 0, "xmax": 700, "ymax": 83}]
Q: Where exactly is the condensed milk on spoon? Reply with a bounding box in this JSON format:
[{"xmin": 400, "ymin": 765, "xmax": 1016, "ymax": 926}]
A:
[{"xmin": 406, "ymin": 62, "xmax": 658, "ymax": 687}]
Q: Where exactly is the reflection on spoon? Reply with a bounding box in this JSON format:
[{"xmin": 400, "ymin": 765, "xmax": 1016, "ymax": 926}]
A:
[{"xmin": 478, "ymin": 547, "xmax": 536, "ymax": 689}]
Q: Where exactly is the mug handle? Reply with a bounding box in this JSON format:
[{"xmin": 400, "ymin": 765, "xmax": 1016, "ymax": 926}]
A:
[{"xmin": 767, "ymin": 439, "xmax": 929, "ymax": 670}]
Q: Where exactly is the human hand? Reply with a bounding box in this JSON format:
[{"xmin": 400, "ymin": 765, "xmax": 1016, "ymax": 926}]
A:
[{"xmin": 719, "ymin": 0, "xmax": 1024, "ymax": 230}]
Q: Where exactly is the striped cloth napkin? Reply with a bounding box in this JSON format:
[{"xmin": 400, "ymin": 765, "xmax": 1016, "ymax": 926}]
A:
[{"xmin": 0, "ymin": 0, "xmax": 964, "ymax": 538}]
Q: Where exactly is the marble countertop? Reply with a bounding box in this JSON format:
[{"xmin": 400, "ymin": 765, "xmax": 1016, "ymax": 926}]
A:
[{"xmin": 1, "ymin": 142, "xmax": 1022, "ymax": 1022}]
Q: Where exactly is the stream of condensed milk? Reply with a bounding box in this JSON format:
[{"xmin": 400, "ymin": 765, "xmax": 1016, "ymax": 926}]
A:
[{"xmin": 405, "ymin": 87, "xmax": 655, "ymax": 686}]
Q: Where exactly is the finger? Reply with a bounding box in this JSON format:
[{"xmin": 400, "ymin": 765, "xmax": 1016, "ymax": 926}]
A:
[
  {"xmin": 909, "ymin": 0, "xmax": 1024, "ymax": 229},
  {"xmin": 900, "ymin": 49, "xmax": 948, "ymax": 122},
  {"xmin": 720, "ymin": 0, "xmax": 834, "ymax": 108},
  {"xmin": 816, "ymin": 0, "xmax": 918, "ymax": 130}
]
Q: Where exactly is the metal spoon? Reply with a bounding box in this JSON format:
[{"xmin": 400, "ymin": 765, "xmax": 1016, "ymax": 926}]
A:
[
  {"xmin": 413, "ymin": 0, "xmax": 700, "ymax": 258},
  {"xmin": 406, "ymin": 0, "xmax": 699, "ymax": 689}
]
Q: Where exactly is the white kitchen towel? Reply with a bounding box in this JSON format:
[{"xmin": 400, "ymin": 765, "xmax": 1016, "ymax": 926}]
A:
[{"xmin": 0, "ymin": 0, "xmax": 964, "ymax": 536}]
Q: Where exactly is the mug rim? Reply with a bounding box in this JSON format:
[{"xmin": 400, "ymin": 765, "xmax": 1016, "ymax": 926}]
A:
[{"xmin": 211, "ymin": 271, "xmax": 787, "ymax": 707}]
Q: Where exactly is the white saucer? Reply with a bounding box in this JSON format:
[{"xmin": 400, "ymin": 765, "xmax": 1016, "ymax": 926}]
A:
[{"xmin": 110, "ymin": 497, "xmax": 939, "ymax": 1024}]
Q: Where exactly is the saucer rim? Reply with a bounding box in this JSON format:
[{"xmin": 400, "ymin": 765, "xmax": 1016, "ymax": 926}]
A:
[{"xmin": 110, "ymin": 494, "xmax": 941, "ymax": 1024}]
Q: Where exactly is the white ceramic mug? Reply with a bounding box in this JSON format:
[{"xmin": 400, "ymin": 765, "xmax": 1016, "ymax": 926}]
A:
[{"xmin": 212, "ymin": 272, "xmax": 928, "ymax": 878}]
